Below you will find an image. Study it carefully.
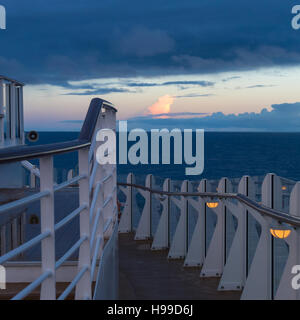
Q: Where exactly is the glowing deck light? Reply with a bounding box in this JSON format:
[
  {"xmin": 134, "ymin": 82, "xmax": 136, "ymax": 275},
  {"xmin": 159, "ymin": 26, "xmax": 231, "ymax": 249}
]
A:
[
  {"xmin": 270, "ymin": 227, "xmax": 291, "ymax": 239},
  {"xmin": 282, "ymin": 186, "xmax": 287, "ymax": 191},
  {"xmin": 207, "ymin": 202, "xmax": 219, "ymax": 209}
]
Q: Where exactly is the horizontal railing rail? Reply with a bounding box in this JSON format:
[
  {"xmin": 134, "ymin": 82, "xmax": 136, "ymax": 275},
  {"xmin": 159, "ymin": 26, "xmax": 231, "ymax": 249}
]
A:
[
  {"xmin": 58, "ymin": 266, "xmax": 89, "ymax": 300},
  {"xmin": 117, "ymin": 182, "xmax": 300, "ymax": 227},
  {"xmin": 0, "ymin": 75, "xmax": 24, "ymax": 86},
  {"xmin": 0, "ymin": 190, "xmax": 51, "ymax": 215},
  {"xmin": 0, "ymin": 231, "xmax": 51, "ymax": 265},
  {"xmin": 11, "ymin": 271, "xmax": 52, "ymax": 301}
]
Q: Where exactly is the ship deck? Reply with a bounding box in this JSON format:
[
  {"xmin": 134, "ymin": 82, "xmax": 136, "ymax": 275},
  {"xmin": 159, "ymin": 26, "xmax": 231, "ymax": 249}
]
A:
[
  {"xmin": 0, "ymin": 283, "xmax": 76, "ymax": 300},
  {"xmin": 0, "ymin": 189, "xmax": 241, "ymax": 300},
  {"xmin": 119, "ymin": 233, "xmax": 241, "ymax": 300}
]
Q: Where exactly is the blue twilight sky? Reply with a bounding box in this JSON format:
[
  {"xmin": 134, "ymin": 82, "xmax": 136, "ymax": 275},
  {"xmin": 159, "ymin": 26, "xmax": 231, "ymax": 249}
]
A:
[{"xmin": 1, "ymin": 0, "xmax": 300, "ymax": 131}]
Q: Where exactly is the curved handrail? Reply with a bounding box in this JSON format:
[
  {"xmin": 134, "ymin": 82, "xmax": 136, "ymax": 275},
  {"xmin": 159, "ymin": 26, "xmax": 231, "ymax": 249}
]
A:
[
  {"xmin": 0, "ymin": 98, "xmax": 117, "ymax": 164},
  {"xmin": 117, "ymin": 182, "xmax": 300, "ymax": 227},
  {"xmin": 0, "ymin": 75, "xmax": 24, "ymax": 86}
]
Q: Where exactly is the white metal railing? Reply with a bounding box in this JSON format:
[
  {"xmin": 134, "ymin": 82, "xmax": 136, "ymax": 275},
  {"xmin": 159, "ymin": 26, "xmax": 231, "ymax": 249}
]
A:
[
  {"xmin": 0, "ymin": 209, "xmax": 26, "ymax": 256},
  {"xmin": 118, "ymin": 173, "xmax": 300, "ymax": 300},
  {"xmin": 21, "ymin": 160, "xmax": 77, "ymax": 188},
  {"xmin": 0, "ymin": 76, "xmax": 25, "ymax": 147},
  {"xmin": 0, "ymin": 99, "xmax": 118, "ymax": 300}
]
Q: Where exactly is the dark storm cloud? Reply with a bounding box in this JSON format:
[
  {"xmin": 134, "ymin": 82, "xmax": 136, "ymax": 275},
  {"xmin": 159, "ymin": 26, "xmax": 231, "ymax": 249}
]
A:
[
  {"xmin": 117, "ymin": 27, "xmax": 175, "ymax": 57},
  {"xmin": 61, "ymin": 79, "xmax": 215, "ymax": 95},
  {"xmin": 233, "ymin": 84, "xmax": 276, "ymax": 90},
  {"xmin": 127, "ymin": 102, "xmax": 300, "ymax": 131},
  {"xmin": 222, "ymin": 76, "xmax": 241, "ymax": 82},
  {"xmin": 132, "ymin": 112, "xmax": 209, "ymax": 119},
  {"xmin": 245, "ymin": 85, "xmax": 275, "ymax": 89},
  {"xmin": 126, "ymin": 80, "xmax": 215, "ymax": 88},
  {"xmin": 63, "ymin": 87, "xmax": 131, "ymax": 95},
  {"xmin": 175, "ymin": 93, "xmax": 214, "ymax": 98},
  {"xmin": 0, "ymin": 0, "xmax": 299, "ymax": 85}
]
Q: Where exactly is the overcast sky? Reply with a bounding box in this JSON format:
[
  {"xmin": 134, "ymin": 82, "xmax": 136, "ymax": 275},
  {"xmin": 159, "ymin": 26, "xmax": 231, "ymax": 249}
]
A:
[{"xmin": 1, "ymin": 0, "xmax": 300, "ymax": 130}]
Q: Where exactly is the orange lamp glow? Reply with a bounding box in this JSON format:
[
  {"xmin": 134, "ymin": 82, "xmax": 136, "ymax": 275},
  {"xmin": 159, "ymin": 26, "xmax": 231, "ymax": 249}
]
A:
[
  {"xmin": 282, "ymin": 186, "xmax": 287, "ymax": 191},
  {"xmin": 207, "ymin": 202, "xmax": 219, "ymax": 209},
  {"xmin": 270, "ymin": 228, "xmax": 291, "ymax": 239}
]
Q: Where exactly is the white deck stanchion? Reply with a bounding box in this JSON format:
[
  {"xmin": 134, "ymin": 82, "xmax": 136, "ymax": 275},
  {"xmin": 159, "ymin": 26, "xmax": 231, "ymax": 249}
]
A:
[
  {"xmin": 135, "ymin": 174, "xmax": 153, "ymax": 240},
  {"xmin": 168, "ymin": 180, "xmax": 189, "ymax": 259},
  {"xmin": 40, "ymin": 156, "xmax": 56, "ymax": 300},
  {"xmin": 119, "ymin": 173, "xmax": 134, "ymax": 233},
  {"xmin": 184, "ymin": 179, "xmax": 210, "ymax": 267},
  {"xmin": 0, "ymin": 79, "xmax": 4, "ymax": 144},
  {"xmin": 152, "ymin": 178, "xmax": 171, "ymax": 250},
  {"xmin": 201, "ymin": 177, "xmax": 232, "ymax": 277},
  {"xmin": 242, "ymin": 173, "xmax": 282, "ymax": 300},
  {"xmin": 75, "ymin": 148, "xmax": 92, "ymax": 300},
  {"xmin": 218, "ymin": 176, "xmax": 255, "ymax": 290}
]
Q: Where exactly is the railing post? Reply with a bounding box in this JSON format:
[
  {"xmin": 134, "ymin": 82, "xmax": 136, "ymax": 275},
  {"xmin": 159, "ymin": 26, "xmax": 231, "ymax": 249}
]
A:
[
  {"xmin": 40, "ymin": 156, "xmax": 56, "ymax": 300},
  {"xmin": 0, "ymin": 79, "xmax": 4, "ymax": 144},
  {"xmin": 119, "ymin": 173, "xmax": 133, "ymax": 233},
  {"xmin": 135, "ymin": 174, "xmax": 153, "ymax": 240},
  {"xmin": 76, "ymin": 147, "xmax": 92, "ymax": 300},
  {"xmin": 18, "ymin": 85, "xmax": 25, "ymax": 143},
  {"xmin": 201, "ymin": 177, "xmax": 232, "ymax": 277},
  {"xmin": 0, "ymin": 225, "xmax": 6, "ymax": 255},
  {"xmin": 152, "ymin": 178, "xmax": 171, "ymax": 250},
  {"xmin": 11, "ymin": 218, "xmax": 18, "ymax": 250},
  {"xmin": 242, "ymin": 173, "xmax": 282, "ymax": 300},
  {"xmin": 30, "ymin": 167, "xmax": 36, "ymax": 188},
  {"xmin": 102, "ymin": 108, "xmax": 117, "ymax": 238},
  {"xmin": 9, "ymin": 83, "xmax": 16, "ymax": 144},
  {"xmin": 67, "ymin": 169, "xmax": 73, "ymax": 181},
  {"xmin": 218, "ymin": 176, "xmax": 255, "ymax": 290},
  {"xmin": 90, "ymin": 110, "xmax": 105, "ymax": 255},
  {"xmin": 92, "ymin": 185, "xmax": 104, "ymax": 263},
  {"xmin": 168, "ymin": 180, "xmax": 189, "ymax": 259},
  {"xmin": 21, "ymin": 212, "xmax": 26, "ymax": 248},
  {"xmin": 103, "ymin": 169, "xmax": 114, "ymax": 238},
  {"xmin": 184, "ymin": 179, "xmax": 210, "ymax": 267}
]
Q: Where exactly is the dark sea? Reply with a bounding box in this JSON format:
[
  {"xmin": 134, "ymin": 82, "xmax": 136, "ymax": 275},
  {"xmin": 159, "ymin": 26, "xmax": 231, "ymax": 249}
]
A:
[{"xmin": 27, "ymin": 132, "xmax": 300, "ymax": 183}]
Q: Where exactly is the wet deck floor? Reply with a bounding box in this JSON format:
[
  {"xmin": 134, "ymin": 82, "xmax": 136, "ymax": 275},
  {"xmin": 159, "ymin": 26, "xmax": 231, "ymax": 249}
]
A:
[{"xmin": 119, "ymin": 233, "xmax": 241, "ymax": 300}]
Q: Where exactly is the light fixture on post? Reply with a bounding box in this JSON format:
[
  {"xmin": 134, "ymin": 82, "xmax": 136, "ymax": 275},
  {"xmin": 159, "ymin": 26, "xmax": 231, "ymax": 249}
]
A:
[
  {"xmin": 270, "ymin": 224, "xmax": 292, "ymax": 239},
  {"xmin": 206, "ymin": 202, "xmax": 219, "ymax": 209}
]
